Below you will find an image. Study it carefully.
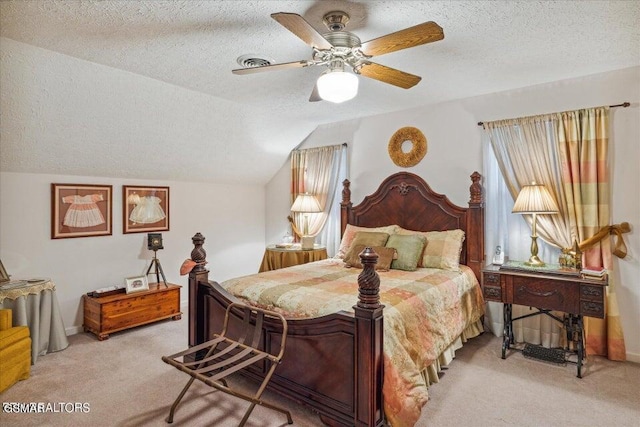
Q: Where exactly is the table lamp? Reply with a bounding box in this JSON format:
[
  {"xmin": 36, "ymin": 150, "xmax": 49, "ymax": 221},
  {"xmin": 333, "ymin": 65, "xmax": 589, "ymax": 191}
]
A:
[
  {"xmin": 291, "ymin": 193, "xmax": 322, "ymax": 250},
  {"xmin": 512, "ymin": 182, "xmax": 559, "ymax": 267}
]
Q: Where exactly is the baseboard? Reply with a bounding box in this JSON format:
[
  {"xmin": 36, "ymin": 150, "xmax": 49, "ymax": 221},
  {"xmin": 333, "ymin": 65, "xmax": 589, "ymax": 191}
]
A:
[
  {"xmin": 626, "ymin": 351, "xmax": 640, "ymax": 364},
  {"xmin": 66, "ymin": 325, "xmax": 84, "ymax": 336}
]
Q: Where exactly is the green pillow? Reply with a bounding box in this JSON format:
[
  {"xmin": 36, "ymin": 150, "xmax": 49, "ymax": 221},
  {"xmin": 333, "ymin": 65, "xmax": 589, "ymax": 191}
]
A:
[{"xmin": 385, "ymin": 234, "xmax": 427, "ymax": 271}]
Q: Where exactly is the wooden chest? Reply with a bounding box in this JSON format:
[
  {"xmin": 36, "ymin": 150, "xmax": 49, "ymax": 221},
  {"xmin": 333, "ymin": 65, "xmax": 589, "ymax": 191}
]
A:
[{"xmin": 83, "ymin": 282, "xmax": 181, "ymax": 340}]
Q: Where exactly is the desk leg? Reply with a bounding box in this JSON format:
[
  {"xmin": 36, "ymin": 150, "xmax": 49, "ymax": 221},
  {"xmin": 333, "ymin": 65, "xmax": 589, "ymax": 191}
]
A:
[
  {"xmin": 565, "ymin": 314, "xmax": 585, "ymax": 378},
  {"xmin": 576, "ymin": 315, "xmax": 584, "ymax": 378},
  {"xmin": 564, "ymin": 314, "xmax": 573, "ymax": 352},
  {"xmin": 502, "ymin": 303, "xmax": 512, "ymax": 359}
]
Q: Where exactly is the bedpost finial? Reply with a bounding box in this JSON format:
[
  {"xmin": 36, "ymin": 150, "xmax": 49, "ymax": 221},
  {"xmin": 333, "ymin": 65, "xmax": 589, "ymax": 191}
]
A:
[
  {"xmin": 342, "ymin": 179, "xmax": 351, "ymax": 204},
  {"xmin": 357, "ymin": 247, "xmax": 381, "ymax": 309},
  {"xmin": 191, "ymin": 232, "xmax": 207, "ymax": 272},
  {"xmin": 470, "ymin": 171, "xmax": 483, "ymax": 204}
]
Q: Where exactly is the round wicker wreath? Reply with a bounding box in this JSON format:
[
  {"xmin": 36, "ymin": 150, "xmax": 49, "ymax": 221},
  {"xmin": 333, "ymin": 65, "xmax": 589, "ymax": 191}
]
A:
[{"xmin": 388, "ymin": 127, "xmax": 427, "ymax": 168}]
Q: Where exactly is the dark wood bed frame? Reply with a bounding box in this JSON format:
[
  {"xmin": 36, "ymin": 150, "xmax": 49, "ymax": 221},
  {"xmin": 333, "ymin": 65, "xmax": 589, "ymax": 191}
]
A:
[{"xmin": 187, "ymin": 171, "xmax": 484, "ymax": 426}]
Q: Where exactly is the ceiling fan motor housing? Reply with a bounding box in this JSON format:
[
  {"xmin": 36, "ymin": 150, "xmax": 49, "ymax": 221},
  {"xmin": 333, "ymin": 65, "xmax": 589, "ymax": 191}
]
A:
[
  {"xmin": 313, "ymin": 31, "xmax": 367, "ymax": 72},
  {"xmin": 323, "ymin": 11, "xmax": 350, "ymax": 32}
]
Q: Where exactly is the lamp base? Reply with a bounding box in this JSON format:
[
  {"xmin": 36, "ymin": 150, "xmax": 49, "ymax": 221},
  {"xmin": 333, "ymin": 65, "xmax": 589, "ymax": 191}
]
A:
[
  {"xmin": 525, "ymin": 255, "xmax": 546, "ymax": 267},
  {"xmin": 525, "ymin": 234, "xmax": 545, "ymax": 267},
  {"xmin": 301, "ymin": 236, "xmax": 315, "ymax": 250}
]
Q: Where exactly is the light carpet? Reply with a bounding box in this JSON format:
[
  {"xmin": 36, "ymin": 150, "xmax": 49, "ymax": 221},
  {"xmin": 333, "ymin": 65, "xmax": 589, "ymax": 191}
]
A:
[{"xmin": 1, "ymin": 316, "xmax": 638, "ymax": 426}]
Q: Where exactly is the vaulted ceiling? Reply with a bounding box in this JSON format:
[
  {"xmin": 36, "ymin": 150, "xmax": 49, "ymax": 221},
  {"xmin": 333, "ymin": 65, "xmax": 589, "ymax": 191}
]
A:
[{"xmin": 1, "ymin": 1, "xmax": 639, "ymax": 184}]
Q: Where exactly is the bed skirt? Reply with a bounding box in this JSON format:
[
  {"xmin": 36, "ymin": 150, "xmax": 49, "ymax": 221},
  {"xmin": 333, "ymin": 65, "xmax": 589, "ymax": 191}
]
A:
[{"xmin": 422, "ymin": 319, "xmax": 484, "ymax": 386}]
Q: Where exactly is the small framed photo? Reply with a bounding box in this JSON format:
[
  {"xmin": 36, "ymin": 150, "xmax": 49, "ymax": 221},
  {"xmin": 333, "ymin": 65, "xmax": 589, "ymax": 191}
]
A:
[
  {"xmin": 125, "ymin": 275, "xmax": 149, "ymax": 294},
  {"xmin": 0, "ymin": 259, "xmax": 10, "ymax": 283},
  {"xmin": 123, "ymin": 186, "xmax": 170, "ymax": 234},
  {"xmin": 52, "ymin": 184, "xmax": 112, "ymax": 239}
]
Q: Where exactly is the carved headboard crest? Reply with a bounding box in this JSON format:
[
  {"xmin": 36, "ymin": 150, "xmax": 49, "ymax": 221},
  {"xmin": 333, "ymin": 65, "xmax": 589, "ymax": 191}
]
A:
[{"xmin": 392, "ymin": 182, "xmax": 417, "ymax": 196}]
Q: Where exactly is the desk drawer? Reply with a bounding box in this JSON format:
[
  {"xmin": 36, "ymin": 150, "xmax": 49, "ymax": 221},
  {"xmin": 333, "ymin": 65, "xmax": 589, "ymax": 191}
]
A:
[
  {"xmin": 580, "ymin": 284, "xmax": 605, "ymax": 318},
  {"xmin": 482, "ymin": 272, "xmax": 502, "ymax": 302},
  {"xmin": 512, "ymin": 277, "xmax": 579, "ymax": 313},
  {"xmin": 581, "ymin": 301, "xmax": 604, "ymax": 318},
  {"xmin": 581, "ymin": 285, "xmax": 604, "ymax": 302}
]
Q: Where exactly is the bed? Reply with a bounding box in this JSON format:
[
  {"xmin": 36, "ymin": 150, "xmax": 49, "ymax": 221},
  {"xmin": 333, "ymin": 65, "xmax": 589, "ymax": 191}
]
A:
[{"xmin": 186, "ymin": 171, "xmax": 485, "ymax": 427}]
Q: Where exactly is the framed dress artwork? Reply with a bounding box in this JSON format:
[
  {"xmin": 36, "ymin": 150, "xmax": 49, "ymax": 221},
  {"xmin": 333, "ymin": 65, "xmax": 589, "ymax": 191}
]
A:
[
  {"xmin": 123, "ymin": 186, "xmax": 169, "ymax": 234},
  {"xmin": 51, "ymin": 184, "xmax": 113, "ymax": 239}
]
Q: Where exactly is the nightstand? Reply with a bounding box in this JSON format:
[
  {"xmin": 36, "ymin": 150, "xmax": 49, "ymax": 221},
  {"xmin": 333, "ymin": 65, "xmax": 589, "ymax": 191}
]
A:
[
  {"xmin": 481, "ymin": 263, "xmax": 607, "ymax": 377},
  {"xmin": 259, "ymin": 244, "xmax": 328, "ymax": 272}
]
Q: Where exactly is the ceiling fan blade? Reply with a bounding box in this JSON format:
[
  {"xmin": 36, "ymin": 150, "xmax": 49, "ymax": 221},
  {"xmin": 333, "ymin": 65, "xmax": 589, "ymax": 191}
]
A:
[
  {"xmin": 271, "ymin": 12, "xmax": 333, "ymax": 50},
  {"xmin": 309, "ymin": 83, "xmax": 322, "ymax": 102},
  {"xmin": 358, "ymin": 62, "xmax": 422, "ymax": 89},
  {"xmin": 232, "ymin": 60, "xmax": 311, "ymax": 75},
  {"xmin": 360, "ymin": 21, "xmax": 444, "ymax": 57}
]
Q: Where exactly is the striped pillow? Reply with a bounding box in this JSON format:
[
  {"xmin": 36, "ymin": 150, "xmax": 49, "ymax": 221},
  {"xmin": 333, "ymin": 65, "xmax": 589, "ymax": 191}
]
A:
[
  {"xmin": 421, "ymin": 229, "xmax": 465, "ymax": 271},
  {"xmin": 397, "ymin": 228, "xmax": 465, "ymax": 271}
]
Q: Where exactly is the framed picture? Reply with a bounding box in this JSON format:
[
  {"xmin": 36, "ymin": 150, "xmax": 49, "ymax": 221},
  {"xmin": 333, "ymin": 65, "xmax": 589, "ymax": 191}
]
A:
[
  {"xmin": 123, "ymin": 186, "xmax": 170, "ymax": 234},
  {"xmin": 0, "ymin": 259, "xmax": 10, "ymax": 283},
  {"xmin": 125, "ymin": 275, "xmax": 149, "ymax": 294},
  {"xmin": 51, "ymin": 184, "xmax": 112, "ymax": 239}
]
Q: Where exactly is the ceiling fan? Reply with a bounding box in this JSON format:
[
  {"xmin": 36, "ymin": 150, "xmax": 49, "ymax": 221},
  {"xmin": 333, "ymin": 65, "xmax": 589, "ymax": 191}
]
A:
[{"xmin": 232, "ymin": 11, "xmax": 444, "ymax": 103}]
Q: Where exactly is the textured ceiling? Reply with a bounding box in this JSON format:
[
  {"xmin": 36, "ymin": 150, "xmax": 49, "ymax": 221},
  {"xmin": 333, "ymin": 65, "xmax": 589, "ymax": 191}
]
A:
[{"xmin": 1, "ymin": 0, "xmax": 639, "ymax": 184}]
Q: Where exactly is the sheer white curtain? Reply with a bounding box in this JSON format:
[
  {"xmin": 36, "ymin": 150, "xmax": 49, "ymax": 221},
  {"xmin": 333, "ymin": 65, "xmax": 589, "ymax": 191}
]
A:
[
  {"xmin": 316, "ymin": 147, "xmax": 347, "ymax": 256},
  {"xmin": 483, "ymin": 133, "xmax": 564, "ymax": 348},
  {"xmin": 290, "ymin": 144, "xmax": 347, "ymax": 256}
]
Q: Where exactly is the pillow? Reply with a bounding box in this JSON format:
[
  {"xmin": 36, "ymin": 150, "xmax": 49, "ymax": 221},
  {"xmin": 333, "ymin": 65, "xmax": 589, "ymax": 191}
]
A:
[
  {"xmin": 421, "ymin": 229, "xmax": 465, "ymax": 271},
  {"xmin": 385, "ymin": 234, "xmax": 427, "ymax": 271},
  {"xmin": 335, "ymin": 224, "xmax": 399, "ymax": 258},
  {"xmin": 343, "ymin": 244, "xmax": 396, "ymax": 271},
  {"xmin": 349, "ymin": 231, "xmax": 390, "ymax": 249}
]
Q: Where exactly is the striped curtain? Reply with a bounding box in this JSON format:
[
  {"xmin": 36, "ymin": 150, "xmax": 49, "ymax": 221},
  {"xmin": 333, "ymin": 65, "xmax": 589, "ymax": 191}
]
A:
[{"xmin": 557, "ymin": 107, "xmax": 626, "ymax": 360}]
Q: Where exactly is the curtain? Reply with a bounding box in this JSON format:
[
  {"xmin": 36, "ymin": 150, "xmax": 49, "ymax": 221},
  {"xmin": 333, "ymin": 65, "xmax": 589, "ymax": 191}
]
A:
[
  {"xmin": 483, "ymin": 107, "xmax": 626, "ymax": 360},
  {"xmin": 290, "ymin": 144, "xmax": 346, "ymax": 256},
  {"xmin": 556, "ymin": 108, "xmax": 625, "ymax": 360},
  {"xmin": 485, "ymin": 117, "xmax": 572, "ymax": 249},
  {"xmin": 483, "ymin": 134, "xmax": 565, "ymax": 348}
]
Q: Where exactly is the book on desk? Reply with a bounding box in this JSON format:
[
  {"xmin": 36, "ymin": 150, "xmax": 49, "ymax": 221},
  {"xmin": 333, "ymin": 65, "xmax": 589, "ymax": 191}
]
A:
[
  {"xmin": 580, "ymin": 266, "xmax": 607, "ymax": 280},
  {"xmin": 499, "ymin": 260, "xmax": 581, "ymax": 277}
]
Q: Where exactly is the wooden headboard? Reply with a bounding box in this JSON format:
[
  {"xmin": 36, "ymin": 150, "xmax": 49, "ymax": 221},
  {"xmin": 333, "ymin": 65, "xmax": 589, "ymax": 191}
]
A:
[{"xmin": 340, "ymin": 171, "xmax": 485, "ymax": 280}]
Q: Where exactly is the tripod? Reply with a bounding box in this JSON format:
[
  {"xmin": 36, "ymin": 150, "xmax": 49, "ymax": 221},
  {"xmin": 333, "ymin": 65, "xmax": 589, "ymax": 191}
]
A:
[{"xmin": 146, "ymin": 249, "xmax": 167, "ymax": 287}]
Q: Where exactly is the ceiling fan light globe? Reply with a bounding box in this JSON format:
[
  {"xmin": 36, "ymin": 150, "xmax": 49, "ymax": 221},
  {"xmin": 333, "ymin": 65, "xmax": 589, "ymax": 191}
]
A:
[{"xmin": 317, "ymin": 71, "xmax": 358, "ymax": 103}]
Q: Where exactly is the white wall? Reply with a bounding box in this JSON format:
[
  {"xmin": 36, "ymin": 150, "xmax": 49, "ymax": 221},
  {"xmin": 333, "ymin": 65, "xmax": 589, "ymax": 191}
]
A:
[
  {"xmin": 0, "ymin": 171, "xmax": 265, "ymax": 334},
  {"xmin": 265, "ymin": 66, "xmax": 640, "ymax": 361},
  {"xmin": 0, "ymin": 38, "xmax": 270, "ymax": 334}
]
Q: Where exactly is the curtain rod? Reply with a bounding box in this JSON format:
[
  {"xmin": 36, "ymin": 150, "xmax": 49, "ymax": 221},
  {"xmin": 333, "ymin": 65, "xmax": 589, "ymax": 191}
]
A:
[{"xmin": 477, "ymin": 102, "xmax": 630, "ymax": 127}]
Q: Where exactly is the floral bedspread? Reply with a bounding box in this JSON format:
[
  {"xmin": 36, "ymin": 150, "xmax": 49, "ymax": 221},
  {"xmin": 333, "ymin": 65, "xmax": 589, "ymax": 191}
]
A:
[{"xmin": 220, "ymin": 258, "xmax": 484, "ymax": 427}]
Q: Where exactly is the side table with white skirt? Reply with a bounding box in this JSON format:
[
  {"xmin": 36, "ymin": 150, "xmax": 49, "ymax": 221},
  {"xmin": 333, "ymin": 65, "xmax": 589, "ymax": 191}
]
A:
[{"xmin": 0, "ymin": 279, "xmax": 69, "ymax": 364}]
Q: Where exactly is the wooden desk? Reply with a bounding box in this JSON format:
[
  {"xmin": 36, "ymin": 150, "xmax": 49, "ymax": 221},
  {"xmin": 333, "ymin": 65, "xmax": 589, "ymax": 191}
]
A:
[
  {"xmin": 481, "ymin": 263, "xmax": 607, "ymax": 377},
  {"xmin": 0, "ymin": 279, "xmax": 69, "ymax": 363},
  {"xmin": 259, "ymin": 245, "xmax": 328, "ymax": 272}
]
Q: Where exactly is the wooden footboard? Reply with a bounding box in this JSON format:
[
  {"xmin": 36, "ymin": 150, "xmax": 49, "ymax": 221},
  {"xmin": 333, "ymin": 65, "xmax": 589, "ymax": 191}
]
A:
[
  {"xmin": 186, "ymin": 172, "xmax": 484, "ymax": 426},
  {"xmin": 188, "ymin": 233, "xmax": 384, "ymax": 427}
]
